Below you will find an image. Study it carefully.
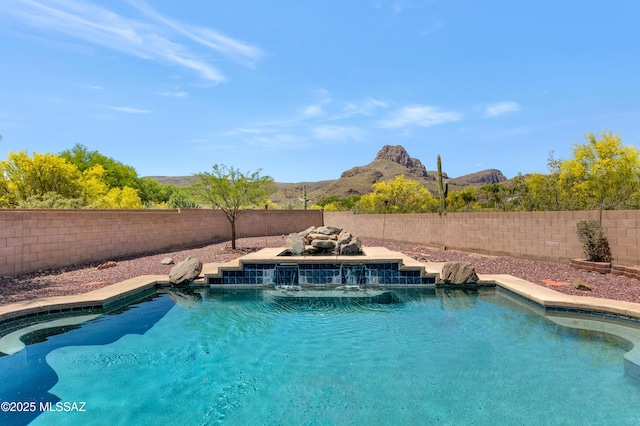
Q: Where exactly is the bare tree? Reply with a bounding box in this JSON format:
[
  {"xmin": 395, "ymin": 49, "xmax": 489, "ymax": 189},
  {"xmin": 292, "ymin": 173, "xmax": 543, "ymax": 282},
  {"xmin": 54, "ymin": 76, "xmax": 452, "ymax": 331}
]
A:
[{"xmin": 190, "ymin": 165, "xmax": 274, "ymax": 249}]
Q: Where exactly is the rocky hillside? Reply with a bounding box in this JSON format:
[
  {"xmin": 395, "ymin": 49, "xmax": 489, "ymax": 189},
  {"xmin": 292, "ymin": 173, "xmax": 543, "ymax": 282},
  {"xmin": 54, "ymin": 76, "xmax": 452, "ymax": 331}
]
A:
[
  {"xmin": 370, "ymin": 145, "xmax": 430, "ymax": 178},
  {"xmin": 269, "ymin": 145, "xmax": 506, "ymax": 206},
  {"xmin": 147, "ymin": 145, "xmax": 507, "ymax": 207},
  {"xmin": 448, "ymin": 169, "xmax": 507, "ymax": 186}
]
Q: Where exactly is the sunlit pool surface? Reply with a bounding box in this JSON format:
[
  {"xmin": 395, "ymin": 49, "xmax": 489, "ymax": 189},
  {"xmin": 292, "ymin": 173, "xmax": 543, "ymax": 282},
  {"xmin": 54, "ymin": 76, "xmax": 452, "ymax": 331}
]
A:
[{"xmin": 2, "ymin": 287, "xmax": 640, "ymax": 425}]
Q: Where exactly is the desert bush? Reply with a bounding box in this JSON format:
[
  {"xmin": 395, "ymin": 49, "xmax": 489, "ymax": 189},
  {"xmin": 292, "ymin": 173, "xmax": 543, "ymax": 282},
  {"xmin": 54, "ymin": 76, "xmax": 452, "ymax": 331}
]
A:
[{"xmin": 576, "ymin": 219, "xmax": 612, "ymax": 263}]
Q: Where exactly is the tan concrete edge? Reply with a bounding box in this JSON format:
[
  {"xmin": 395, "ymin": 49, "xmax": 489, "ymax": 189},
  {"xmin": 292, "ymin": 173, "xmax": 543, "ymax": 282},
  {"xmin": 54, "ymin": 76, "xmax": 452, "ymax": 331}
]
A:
[
  {"xmin": 3, "ymin": 248, "xmax": 640, "ymax": 333},
  {"xmin": 480, "ymin": 273, "xmax": 640, "ymax": 320},
  {"xmin": 0, "ymin": 274, "xmax": 168, "ymax": 322}
]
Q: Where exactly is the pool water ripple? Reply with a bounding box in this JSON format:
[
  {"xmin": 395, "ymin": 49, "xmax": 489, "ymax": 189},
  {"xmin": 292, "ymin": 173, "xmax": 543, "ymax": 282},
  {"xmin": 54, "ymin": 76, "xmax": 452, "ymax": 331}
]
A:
[{"xmin": 7, "ymin": 290, "xmax": 640, "ymax": 425}]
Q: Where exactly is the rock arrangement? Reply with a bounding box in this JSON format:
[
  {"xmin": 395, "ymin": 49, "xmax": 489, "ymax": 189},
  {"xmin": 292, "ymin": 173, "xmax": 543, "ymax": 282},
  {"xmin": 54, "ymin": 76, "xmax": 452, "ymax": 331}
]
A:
[
  {"xmin": 169, "ymin": 256, "xmax": 203, "ymax": 285},
  {"xmin": 286, "ymin": 226, "xmax": 363, "ymax": 256},
  {"xmin": 438, "ymin": 261, "xmax": 479, "ymax": 285}
]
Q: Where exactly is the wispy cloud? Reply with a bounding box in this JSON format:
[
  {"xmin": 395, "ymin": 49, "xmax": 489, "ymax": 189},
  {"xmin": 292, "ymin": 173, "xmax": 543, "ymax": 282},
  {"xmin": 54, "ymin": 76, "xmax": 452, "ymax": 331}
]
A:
[
  {"xmin": 303, "ymin": 104, "xmax": 325, "ymax": 117},
  {"xmin": 339, "ymin": 98, "xmax": 388, "ymax": 118},
  {"xmin": 220, "ymin": 126, "xmax": 308, "ymax": 150},
  {"xmin": 3, "ymin": 0, "xmax": 262, "ymax": 83},
  {"xmin": 302, "ymin": 91, "xmax": 332, "ymax": 117},
  {"xmin": 302, "ymin": 97, "xmax": 388, "ymax": 120},
  {"xmin": 222, "ymin": 98, "xmax": 464, "ymax": 151},
  {"xmin": 156, "ymin": 90, "xmax": 188, "ymax": 98},
  {"xmin": 482, "ymin": 101, "xmax": 521, "ymax": 118},
  {"xmin": 251, "ymin": 133, "xmax": 306, "ymax": 149},
  {"xmin": 379, "ymin": 105, "xmax": 462, "ymax": 128},
  {"xmin": 108, "ymin": 106, "xmax": 152, "ymax": 114},
  {"xmin": 313, "ymin": 125, "xmax": 366, "ymax": 143},
  {"xmin": 127, "ymin": 0, "xmax": 262, "ymax": 68}
]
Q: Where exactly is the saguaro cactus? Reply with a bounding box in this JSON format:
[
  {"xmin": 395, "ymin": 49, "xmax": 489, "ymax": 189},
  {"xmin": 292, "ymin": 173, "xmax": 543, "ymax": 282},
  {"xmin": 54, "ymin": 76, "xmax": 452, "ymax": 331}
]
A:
[
  {"xmin": 437, "ymin": 154, "xmax": 448, "ymax": 215},
  {"xmin": 300, "ymin": 185, "xmax": 309, "ymax": 210}
]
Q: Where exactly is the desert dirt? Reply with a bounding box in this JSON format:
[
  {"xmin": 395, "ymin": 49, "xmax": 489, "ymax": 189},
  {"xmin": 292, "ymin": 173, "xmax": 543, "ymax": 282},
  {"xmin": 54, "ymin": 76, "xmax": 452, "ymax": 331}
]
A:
[{"xmin": 1, "ymin": 236, "xmax": 639, "ymax": 305}]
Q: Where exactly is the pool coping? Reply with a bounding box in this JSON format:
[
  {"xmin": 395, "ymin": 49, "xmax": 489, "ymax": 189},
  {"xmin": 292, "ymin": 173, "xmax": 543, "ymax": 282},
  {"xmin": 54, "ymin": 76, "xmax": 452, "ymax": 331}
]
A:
[
  {"xmin": 0, "ymin": 275, "xmax": 167, "ymax": 325},
  {"xmin": 2, "ymin": 248, "xmax": 640, "ymax": 326}
]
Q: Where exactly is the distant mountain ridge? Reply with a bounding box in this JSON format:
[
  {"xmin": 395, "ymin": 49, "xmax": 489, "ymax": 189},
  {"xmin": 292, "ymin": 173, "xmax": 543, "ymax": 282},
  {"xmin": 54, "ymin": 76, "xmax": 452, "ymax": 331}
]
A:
[
  {"xmin": 369, "ymin": 144, "xmax": 429, "ymax": 177},
  {"xmin": 147, "ymin": 144, "xmax": 507, "ymax": 207},
  {"xmin": 269, "ymin": 145, "xmax": 506, "ymax": 206}
]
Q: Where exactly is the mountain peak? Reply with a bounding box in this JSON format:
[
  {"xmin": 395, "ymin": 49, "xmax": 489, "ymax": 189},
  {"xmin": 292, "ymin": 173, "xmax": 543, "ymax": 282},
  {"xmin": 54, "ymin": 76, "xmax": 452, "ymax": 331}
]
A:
[{"xmin": 374, "ymin": 145, "xmax": 428, "ymax": 177}]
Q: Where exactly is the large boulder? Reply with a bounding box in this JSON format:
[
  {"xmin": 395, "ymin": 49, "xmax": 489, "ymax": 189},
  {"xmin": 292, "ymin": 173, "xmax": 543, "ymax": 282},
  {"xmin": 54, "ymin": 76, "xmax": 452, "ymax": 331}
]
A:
[
  {"xmin": 337, "ymin": 232, "xmax": 353, "ymax": 245},
  {"xmin": 286, "ymin": 227, "xmax": 364, "ymax": 255},
  {"xmin": 340, "ymin": 237, "xmax": 362, "ymax": 255},
  {"xmin": 315, "ymin": 226, "xmax": 342, "ymax": 235},
  {"xmin": 439, "ymin": 262, "xmax": 479, "ymax": 285},
  {"xmin": 286, "ymin": 233, "xmax": 306, "ymax": 256},
  {"xmin": 312, "ymin": 239, "xmax": 336, "ymax": 250},
  {"xmin": 169, "ymin": 256, "xmax": 203, "ymax": 285},
  {"xmin": 298, "ymin": 226, "xmax": 316, "ymax": 240},
  {"xmin": 307, "ymin": 232, "xmax": 335, "ymax": 241}
]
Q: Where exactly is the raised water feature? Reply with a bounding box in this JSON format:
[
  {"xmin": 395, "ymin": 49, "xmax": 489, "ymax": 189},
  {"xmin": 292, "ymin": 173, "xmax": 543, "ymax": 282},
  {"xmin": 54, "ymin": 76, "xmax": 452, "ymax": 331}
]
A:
[{"xmin": 202, "ymin": 247, "xmax": 439, "ymax": 286}]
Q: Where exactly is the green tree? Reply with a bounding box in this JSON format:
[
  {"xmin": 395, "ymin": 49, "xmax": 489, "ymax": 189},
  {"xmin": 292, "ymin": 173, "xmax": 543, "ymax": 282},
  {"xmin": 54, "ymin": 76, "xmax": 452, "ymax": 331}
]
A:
[
  {"xmin": 59, "ymin": 144, "xmax": 182, "ymax": 206},
  {"xmin": 479, "ymin": 183, "xmax": 503, "ymax": 209},
  {"xmin": 19, "ymin": 192, "xmax": 85, "ymax": 209},
  {"xmin": 136, "ymin": 177, "xmax": 171, "ymax": 207},
  {"xmin": 355, "ymin": 175, "xmax": 439, "ymax": 213},
  {"xmin": 0, "ymin": 150, "xmax": 83, "ymax": 207},
  {"xmin": 558, "ymin": 131, "xmax": 640, "ymax": 211},
  {"xmin": 502, "ymin": 173, "xmax": 528, "ymax": 211},
  {"xmin": 0, "ymin": 150, "xmax": 146, "ymax": 209},
  {"xmin": 315, "ymin": 195, "xmax": 360, "ymax": 211},
  {"xmin": 60, "ymin": 144, "xmax": 139, "ymax": 190},
  {"xmin": 522, "ymin": 151, "xmax": 566, "ymax": 211},
  {"xmin": 523, "ymin": 174, "xmax": 556, "ymax": 211},
  {"xmin": 448, "ymin": 187, "xmax": 478, "ymax": 211},
  {"xmin": 190, "ymin": 165, "xmax": 275, "ymax": 249},
  {"xmin": 167, "ymin": 185, "xmax": 198, "ymax": 208}
]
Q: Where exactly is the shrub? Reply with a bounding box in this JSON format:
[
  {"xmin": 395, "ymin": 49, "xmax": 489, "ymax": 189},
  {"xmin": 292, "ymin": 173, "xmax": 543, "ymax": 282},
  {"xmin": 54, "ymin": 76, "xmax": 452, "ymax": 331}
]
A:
[{"xmin": 576, "ymin": 219, "xmax": 612, "ymax": 263}]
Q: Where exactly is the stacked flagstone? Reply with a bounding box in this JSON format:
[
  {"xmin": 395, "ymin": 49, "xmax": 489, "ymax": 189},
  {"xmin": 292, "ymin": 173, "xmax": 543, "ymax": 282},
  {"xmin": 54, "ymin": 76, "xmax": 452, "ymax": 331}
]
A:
[{"xmin": 286, "ymin": 226, "xmax": 362, "ymax": 256}]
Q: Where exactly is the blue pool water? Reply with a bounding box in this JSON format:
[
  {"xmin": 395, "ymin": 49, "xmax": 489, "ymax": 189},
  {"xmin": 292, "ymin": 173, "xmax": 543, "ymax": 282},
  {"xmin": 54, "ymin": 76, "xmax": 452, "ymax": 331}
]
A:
[{"xmin": 3, "ymin": 288, "xmax": 640, "ymax": 425}]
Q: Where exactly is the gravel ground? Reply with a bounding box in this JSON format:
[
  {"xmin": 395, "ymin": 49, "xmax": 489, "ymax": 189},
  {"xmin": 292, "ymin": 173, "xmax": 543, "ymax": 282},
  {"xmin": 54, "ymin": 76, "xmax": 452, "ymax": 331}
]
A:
[{"xmin": 1, "ymin": 236, "xmax": 639, "ymax": 305}]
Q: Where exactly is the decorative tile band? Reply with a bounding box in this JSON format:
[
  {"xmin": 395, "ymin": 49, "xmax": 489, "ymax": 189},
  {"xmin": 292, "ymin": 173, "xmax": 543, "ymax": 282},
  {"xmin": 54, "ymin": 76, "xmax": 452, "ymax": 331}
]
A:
[{"xmin": 206, "ymin": 262, "xmax": 435, "ymax": 286}]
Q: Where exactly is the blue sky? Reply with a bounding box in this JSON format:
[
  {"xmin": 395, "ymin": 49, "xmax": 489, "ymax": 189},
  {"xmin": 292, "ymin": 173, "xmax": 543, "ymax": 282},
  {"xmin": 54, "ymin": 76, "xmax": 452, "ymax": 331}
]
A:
[{"xmin": 1, "ymin": 1, "xmax": 639, "ymax": 183}]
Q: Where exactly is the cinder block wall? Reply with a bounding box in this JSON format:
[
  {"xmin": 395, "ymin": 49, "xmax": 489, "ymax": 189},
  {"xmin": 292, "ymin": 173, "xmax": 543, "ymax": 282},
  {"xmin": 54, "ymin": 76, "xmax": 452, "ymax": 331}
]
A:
[
  {"xmin": 0, "ymin": 209, "xmax": 322, "ymax": 276},
  {"xmin": 2, "ymin": 208, "xmax": 637, "ymax": 276},
  {"xmin": 325, "ymin": 210, "xmax": 640, "ymax": 267}
]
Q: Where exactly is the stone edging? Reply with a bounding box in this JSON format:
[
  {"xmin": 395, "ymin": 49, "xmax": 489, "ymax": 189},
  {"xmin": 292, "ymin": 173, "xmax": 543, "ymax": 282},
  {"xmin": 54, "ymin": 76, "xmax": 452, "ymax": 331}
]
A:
[
  {"xmin": 3, "ymin": 262, "xmax": 640, "ymax": 327},
  {"xmin": 570, "ymin": 259, "xmax": 640, "ymax": 280},
  {"xmin": 0, "ymin": 275, "xmax": 166, "ymax": 325}
]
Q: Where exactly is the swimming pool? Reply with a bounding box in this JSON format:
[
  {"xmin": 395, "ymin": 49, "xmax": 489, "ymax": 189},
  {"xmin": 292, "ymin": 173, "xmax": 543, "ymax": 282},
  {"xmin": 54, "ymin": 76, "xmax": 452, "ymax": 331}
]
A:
[{"xmin": 2, "ymin": 287, "xmax": 640, "ymax": 425}]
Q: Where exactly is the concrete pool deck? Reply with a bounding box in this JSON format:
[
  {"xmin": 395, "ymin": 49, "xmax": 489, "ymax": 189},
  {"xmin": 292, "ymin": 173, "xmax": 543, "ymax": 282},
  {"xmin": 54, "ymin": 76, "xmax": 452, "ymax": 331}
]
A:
[{"xmin": 2, "ymin": 247, "xmax": 640, "ymax": 327}]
